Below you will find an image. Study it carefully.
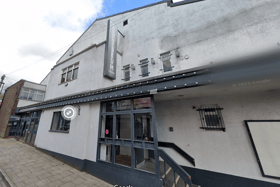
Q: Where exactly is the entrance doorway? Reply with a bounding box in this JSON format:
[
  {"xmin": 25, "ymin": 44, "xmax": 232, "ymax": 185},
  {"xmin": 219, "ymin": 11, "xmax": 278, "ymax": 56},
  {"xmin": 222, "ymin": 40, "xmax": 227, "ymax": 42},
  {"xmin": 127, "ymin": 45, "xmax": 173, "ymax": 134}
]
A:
[{"xmin": 97, "ymin": 96, "xmax": 159, "ymax": 175}]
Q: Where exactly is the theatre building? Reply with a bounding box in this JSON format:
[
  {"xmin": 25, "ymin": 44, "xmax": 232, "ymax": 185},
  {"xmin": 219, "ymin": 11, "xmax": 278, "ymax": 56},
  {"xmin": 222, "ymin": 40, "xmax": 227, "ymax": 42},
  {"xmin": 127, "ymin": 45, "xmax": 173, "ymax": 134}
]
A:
[{"xmin": 16, "ymin": 0, "xmax": 280, "ymax": 186}]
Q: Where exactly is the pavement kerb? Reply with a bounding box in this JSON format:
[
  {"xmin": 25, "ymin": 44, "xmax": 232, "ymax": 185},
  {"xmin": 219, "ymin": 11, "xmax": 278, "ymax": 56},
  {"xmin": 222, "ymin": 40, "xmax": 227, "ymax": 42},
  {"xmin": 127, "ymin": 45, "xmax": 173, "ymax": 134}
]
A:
[{"xmin": 0, "ymin": 166, "xmax": 14, "ymax": 187}]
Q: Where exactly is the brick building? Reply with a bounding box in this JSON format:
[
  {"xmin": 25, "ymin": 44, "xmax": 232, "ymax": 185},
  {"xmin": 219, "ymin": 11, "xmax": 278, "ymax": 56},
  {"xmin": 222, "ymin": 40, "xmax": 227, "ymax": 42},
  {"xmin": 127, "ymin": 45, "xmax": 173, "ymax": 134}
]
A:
[{"xmin": 0, "ymin": 80, "xmax": 46, "ymax": 138}]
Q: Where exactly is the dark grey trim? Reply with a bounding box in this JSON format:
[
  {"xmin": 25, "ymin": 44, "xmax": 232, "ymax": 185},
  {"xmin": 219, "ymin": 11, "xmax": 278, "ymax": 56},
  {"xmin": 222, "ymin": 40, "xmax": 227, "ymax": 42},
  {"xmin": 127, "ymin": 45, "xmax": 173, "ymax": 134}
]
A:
[
  {"xmin": 18, "ymin": 69, "xmax": 209, "ymax": 112},
  {"xmin": 36, "ymin": 146, "xmax": 280, "ymax": 187},
  {"xmin": 245, "ymin": 120, "xmax": 280, "ymax": 180},
  {"xmin": 97, "ymin": 96, "xmax": 158, "ymax": 173},
  {"xmin": 48, "ymin": 130, "xmax": 69, "ymax": 133},
  {"xmin": 182, "ymin": 165, "xmax": 280, "ymax": 187}
]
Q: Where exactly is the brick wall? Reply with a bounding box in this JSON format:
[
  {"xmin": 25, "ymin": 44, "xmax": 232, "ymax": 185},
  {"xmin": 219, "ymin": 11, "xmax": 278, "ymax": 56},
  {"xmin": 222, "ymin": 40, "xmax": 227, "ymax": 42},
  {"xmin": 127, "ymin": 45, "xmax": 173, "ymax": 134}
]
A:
[{"xmin": 0, "ymin": 80, "xmax": 24, "ymax": 138}]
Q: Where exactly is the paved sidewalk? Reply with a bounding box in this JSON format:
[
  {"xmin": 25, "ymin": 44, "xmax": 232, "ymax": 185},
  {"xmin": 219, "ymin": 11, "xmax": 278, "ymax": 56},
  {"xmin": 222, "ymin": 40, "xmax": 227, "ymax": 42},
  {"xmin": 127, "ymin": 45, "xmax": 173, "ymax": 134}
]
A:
[{"xmin": 0, "ymin": 138, "xmax": 111, "ymax": 187}]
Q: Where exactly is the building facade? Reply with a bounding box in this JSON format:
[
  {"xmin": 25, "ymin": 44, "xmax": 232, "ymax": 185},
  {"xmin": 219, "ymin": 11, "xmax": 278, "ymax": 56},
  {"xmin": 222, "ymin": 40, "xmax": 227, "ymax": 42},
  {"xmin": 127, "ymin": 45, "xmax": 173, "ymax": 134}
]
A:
[
  {"xmin": 0, "ymin": 80, "xmax": 46, "ymax": 143},
  {"xmin": 16, "ymin": 0, "xmax": 280, "ymax": 186}
]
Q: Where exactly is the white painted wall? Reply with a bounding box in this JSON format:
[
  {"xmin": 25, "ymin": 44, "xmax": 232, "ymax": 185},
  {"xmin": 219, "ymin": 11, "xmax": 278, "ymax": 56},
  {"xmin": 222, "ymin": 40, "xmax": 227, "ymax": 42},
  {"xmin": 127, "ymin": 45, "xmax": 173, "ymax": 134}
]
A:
[
  {"xmin": 155, "ymin": 90, "xmax": 280, "ymax": 184},
  {"xmin": 23, "ymin": 81, "xmax": 46, "ymax": 91},
  {"xmin": 44, "ymin": 0, "xmax": 280, "ymax": 101},
  {"xmin": 35, "ymin": 102, "xmax": 100, "ymax": 161}
]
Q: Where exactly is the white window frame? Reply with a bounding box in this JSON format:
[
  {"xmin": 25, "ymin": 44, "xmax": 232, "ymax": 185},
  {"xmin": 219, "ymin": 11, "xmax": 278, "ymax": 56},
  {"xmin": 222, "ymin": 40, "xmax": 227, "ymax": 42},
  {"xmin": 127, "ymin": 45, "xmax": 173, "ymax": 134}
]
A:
[
  {"xmin": 61, "ymin": 62, "xmax": 79, "ymax": 83},
  {"xmin": 19, "ymin": 88, "xmax": 45, "ymax": 102}
]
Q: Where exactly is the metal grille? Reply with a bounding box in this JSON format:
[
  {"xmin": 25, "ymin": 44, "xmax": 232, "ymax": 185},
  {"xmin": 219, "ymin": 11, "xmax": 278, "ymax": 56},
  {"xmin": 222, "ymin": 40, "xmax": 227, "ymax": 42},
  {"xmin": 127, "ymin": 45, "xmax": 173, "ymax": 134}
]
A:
[{"xmin": 197, "ymin": 104, "xmax": 225, "ymax": 131}]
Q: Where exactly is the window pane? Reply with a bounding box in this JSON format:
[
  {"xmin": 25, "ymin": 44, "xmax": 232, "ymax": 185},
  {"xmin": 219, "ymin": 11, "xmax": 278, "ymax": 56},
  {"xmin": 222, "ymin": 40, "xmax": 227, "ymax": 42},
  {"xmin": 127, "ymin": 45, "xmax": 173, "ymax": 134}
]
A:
[
  {"xmin": 134, "ymin": 113, "xmax": 153, "ymax": 142},
  {"xmin": 51, "ymin": 112, "xmax": 60, "ymax": 130},
  {"xmin": 99, "ymin": 144, "xmax": 112, "ymax": 162},
  {"xmin": 141, "ymin": 65, "xmax": 148, "ymax": 77},
  {"xmin": 135, "ymin": 148, "xmax": 156, "ymax": 173},
  {"xmin": 68, "ymin": 66, "xmax": 73, "ymax": 70},
  {"xmin": 63, "ymin": 69, "xmax": 67, "ymax": 73},
  {"xmin": 63, "ymin": 119, "xmax": 70, "ymax": 131},
  {"xmin": 115, "ymin": 145, "xmax": 131, "ymax": 167},
  {"xmin": 37, "ymin": 91, "xmax": 44, "ymax": 95},
  {"xmin": 102, "ymin": 102, "xmax": 114, "ymax": 113},
  {"xmin": 163, "ymin": 60, "xmax": 172, "ymax": 72},
  {"xmin": 57, "ymin": 117, "xmax": 64, "ymax": 131},
  {"xmin": 36, "ymin": 95, "xmax": 44, "ymax": 101},
  {"xmin": 116, "ymin": 114, "xmax": 131, "ymax": 140},
  {"xmin": 100, "ymin": 115, "xmax": 113, "ymax": 138},
  {"xmin": 61, "ymin": 73, "xmax": 66, "ymax": 83},
  {"xmin": 124, "ymin": 71, "xmax": 130, "ymax": 81},
  {"xmin": 27, "ymin": 90, "xmax": 35, "ymax": 100},
  {"xmin": 134, "ymin": 97, "xmax": 151, "ymax": 110},
  {"xmin": 117, "ymin": 99, "xmax": 131, "ymax": 111},
  {"xmin": 34, "ymin": 119, "xmax": 39, "ymax": 131},
  {"xmin": 22, "ymin": 88, "xmax": 29, "ymax": 92},
  {"xmin": 19, "ymin": 91, "xmax": 28, "ymax": 99},
  {"xmin": 74, "ymin": 64, "xmax": 79, "ymax": 68},
  {"xmin": 67, "ymin": 71, "xmax": 72, "ymax": 81},
  {"xmin": 73, "ymin": 68, "xmax": 78, "ymax": 79}
]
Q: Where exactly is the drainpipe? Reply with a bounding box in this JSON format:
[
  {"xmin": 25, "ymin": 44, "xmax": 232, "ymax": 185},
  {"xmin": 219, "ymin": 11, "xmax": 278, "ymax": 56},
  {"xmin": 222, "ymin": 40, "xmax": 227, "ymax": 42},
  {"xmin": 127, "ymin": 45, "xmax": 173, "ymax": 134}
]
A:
[{"xmin": 0, "ymin": 89, "xmax": 7, "ymax": 110}]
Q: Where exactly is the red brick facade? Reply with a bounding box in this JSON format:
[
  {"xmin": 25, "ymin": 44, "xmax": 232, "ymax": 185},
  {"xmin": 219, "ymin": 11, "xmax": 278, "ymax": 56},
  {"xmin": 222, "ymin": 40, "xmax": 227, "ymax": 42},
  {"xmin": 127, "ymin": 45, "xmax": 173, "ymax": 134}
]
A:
[{"xmin": 0, "ymin": 80, "xmax": 24, "ymax": 138}]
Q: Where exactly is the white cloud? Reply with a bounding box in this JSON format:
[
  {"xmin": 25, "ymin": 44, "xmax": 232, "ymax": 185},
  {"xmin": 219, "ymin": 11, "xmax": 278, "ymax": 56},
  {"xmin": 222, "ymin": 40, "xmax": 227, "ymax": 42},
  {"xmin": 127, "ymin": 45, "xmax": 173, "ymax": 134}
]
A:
[{"xmin": 0, "ymin": 0, "xmax": 104, "ymax": 87}]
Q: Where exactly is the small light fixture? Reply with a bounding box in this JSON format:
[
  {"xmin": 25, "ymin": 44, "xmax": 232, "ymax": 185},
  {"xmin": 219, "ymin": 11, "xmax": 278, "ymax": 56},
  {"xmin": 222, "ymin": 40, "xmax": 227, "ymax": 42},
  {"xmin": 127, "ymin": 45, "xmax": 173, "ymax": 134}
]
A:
[
  {"xmin": 151, "ymin": 58, "xmax": 155, "ymax": 65},
  {"xmin": 175, "ymin": 49, "xmax": 180, "ymax": 58},
  {"xmin": 131, "ymin": 64, "xmax": 135, "ymax": 70}
]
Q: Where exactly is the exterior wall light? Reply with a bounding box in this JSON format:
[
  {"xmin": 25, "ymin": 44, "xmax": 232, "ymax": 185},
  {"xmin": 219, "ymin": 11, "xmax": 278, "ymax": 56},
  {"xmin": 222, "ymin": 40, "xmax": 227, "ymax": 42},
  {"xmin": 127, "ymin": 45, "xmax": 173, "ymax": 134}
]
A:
[
  {"xmin": 151, "ymin": 58, "xmax": 155, "ymax": 65},
  {"xmin": 131, "ymin": 64, "xmax": 135, "ymax": 70},
  {"xmin": 175, "ymin": 49, "xmax": 180, "ymax": 58}
]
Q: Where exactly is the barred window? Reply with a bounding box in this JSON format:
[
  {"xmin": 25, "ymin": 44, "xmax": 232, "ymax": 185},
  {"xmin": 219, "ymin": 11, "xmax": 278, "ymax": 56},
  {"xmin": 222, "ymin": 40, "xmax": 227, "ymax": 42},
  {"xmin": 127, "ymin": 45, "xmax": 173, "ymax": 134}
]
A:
[{"xmin": 196, "ymin": 104, "xmax": 225, "ymax": 131}]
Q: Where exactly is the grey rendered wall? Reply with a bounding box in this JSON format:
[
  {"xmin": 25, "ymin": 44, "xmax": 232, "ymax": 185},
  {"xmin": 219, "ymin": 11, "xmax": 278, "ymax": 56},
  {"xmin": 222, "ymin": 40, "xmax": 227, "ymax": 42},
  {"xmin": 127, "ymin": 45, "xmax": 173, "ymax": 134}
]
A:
[
  {"xmin": 35, "ymin": 103, "xmax": 91, "ymax": 159},
  {"xmin": 154, "ymin": 90, "xmax": 280, "ymax": 184},
  {"xmin": 45, "ymin": 0, "xmax": 280, "ymax": 101},
  {"xmin": 35, "ymin": 102, "xmax": 101, "ymax": 162}
]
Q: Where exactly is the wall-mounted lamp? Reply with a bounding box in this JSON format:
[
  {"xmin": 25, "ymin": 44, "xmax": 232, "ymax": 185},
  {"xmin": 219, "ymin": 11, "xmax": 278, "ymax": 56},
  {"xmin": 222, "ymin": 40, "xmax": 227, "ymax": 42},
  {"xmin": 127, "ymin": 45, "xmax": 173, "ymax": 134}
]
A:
[
  {"xmin": 131, "ymin": 64, "xmax": 135, "ymax": 70},
  {"xmin": 175, "ymin": 49, "xmax": 180, "ymax": 58},
  {"xmin": 151, "ymin": 58, "xmax": 155, "ymax": 65}
]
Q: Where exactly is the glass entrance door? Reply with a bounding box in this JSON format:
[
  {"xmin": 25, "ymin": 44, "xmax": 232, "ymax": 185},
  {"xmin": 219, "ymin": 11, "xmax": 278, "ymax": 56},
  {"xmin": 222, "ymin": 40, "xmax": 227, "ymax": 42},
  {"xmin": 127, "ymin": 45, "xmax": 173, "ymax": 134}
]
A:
[{"xmin": 97, "ymin": 96, "xmax": 159, "ymax": 176}]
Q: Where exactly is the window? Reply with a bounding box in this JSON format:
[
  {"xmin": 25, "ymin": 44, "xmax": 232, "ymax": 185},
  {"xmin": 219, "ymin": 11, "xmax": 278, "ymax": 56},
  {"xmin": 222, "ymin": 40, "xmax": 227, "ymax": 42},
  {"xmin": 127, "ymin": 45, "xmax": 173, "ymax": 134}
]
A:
[
  {"xmin": 139, "ymin": 60, "xmax": 149, "ymax": 77},
  {"xmin": 50, "ymin": 112, "xmax": 71, "ymax": 132},
  {"xmin": 61, "ymin": 63, "xmax": 79, "ymax": 83},
  {"xmin": 19, "ymin": 88, "xmax": 45, "ymax": 101},
  {"xmin": 122, "ymin": 65, "xmax": 130, "ymax": 81},
  {"xmin": 196, "ymin": 104, "xmax": 225, "ymax": 131},
  {"xmin": 123, "ymin": 20, "xmax": 128, "ymax": 26},
  {"xmin": 160, "ymin": 52, "xmax": 173, "ymax": 72}
]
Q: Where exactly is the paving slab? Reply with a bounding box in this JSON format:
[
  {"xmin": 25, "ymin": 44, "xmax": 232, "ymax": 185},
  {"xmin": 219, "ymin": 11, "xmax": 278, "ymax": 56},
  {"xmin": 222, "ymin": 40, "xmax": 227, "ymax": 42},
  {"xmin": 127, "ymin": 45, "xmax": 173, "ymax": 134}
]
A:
[{"xmin": 0, "ymin": 138, "xmax": 111, "ymax": 187}]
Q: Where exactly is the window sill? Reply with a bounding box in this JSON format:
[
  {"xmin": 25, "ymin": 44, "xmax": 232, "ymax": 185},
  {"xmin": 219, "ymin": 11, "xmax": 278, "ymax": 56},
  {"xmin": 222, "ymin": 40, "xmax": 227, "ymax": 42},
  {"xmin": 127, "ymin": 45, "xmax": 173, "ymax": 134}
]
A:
[
  {"xmin": 49, "ymin": 130, "xmax": 69, "ymax": 133},
  {"xmin": 58, "ymin": 78, "xmax": 77, "ymax": 86}
]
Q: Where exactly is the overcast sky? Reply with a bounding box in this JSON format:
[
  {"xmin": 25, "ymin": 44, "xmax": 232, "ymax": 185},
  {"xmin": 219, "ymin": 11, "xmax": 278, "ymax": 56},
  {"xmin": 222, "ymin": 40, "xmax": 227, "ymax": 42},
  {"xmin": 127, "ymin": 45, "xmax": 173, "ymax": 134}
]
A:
[{"xmin": 0, "ymin": 0, "xmax": 161, "ymax": 90}]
